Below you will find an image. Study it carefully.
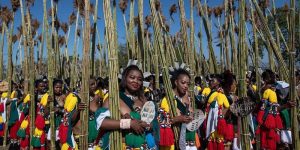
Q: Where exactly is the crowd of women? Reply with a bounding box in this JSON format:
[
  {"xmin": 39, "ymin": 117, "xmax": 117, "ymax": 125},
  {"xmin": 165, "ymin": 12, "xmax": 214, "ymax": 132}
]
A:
[{"xmin": 0, "ymin": 62, "xmax": 299, "ymax": 150}]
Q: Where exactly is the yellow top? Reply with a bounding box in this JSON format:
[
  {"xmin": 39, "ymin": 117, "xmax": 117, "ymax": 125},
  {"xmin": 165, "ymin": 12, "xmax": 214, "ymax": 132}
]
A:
[
  {"xmin": 1, "ymin": 92, "xmax": 8, "ymax": 98},
  {"xmin": 202, "ymin": 87, "xmax": 211, "ymax": 97},
  {"xmin": 40, "ymin": 93, "xmax": 49, "ymax": 107},
  {"xmin": 252, "ymin": 85, "xmax": 257, "ymax": 92},
  {"xmin": 207, "ymin": 91, "xmax": 230, "ymax": 108},
  {"xmin": 64, "ymin": 93, "xmax": 78, "ymax": 112},
  {"xmin": 263, "ymin": 89, "xmax": 277, "ymax": 103},
  {"xmin": 23, "ymin": 94, "xmax": 30, "ymax": 103},
  {"xmin": 160, "ymin": 97, "xmax": 178, "ymax": 113}
]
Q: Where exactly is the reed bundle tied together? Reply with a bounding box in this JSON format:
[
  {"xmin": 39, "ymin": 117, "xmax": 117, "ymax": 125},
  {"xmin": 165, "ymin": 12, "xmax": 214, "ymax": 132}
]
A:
[{"xmin": 103, "ymin": 0, "xmax": 122, "ymax": 149}]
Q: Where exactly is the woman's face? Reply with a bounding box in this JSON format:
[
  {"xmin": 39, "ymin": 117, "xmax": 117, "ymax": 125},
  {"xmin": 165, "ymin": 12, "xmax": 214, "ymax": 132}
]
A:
[
  {"xmin": 89, "ymin": 79, "xmax": 97, "ymax": 94},
  {"xmin": 175, "ymin": 74, "xmax": 190, "ymax": 96},
  {"xmin": 209, "ymin": 78, "xmax": 220, "ymax": 89},
  {"xmin": 54, "ymin": 83, "xmax": 62, "ymax": 95},
  {"xmin": 125, "ymin": 70, "xmax": 143, "ymax": 92},
  {"xmin": 230, "ymin": 80, "xmax": 237, "ymax": 93}
]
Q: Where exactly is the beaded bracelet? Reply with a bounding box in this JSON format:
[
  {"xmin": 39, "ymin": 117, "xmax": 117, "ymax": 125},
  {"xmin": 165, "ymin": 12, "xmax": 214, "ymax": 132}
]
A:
[{"xmin": 120, "ymin": 119, "xmax": 131, "ymax": 129}]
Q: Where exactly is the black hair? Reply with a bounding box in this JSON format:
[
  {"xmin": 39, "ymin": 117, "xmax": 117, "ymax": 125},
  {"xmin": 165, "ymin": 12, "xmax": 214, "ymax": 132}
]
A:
[
  {"xmin": 170, "ymin": 69, "xmax": 191, "ymax": 89},
  {"xmin": 53, "ymin": 79, "xmax": 63, "ymax": 87},
  {"xmin": 35, "ymin": 79, "xmax": 44, "ymax": 88},
  {"xmin": 120, "ymin": 65, "xmax": 144, "ymax": 96},
  {"xmin": 195, "ymin": 76, "xmax": 202, "ymax": 85},
  {"xmin": 221, "ymin": 70, "xmax": 236, "ymax": 92},
  {"xmin": 262, "ymin": 69, "xmax": 276, "ymax": 84}
]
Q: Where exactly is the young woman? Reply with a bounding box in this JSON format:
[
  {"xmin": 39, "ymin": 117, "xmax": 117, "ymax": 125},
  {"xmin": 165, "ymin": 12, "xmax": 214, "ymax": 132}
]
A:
[
  {"xmin": 46, "ymin": 79, "xmax": 66, "ymax": 149},
  {"xmin": 205, "ymin": 74, "xmax": 230, "ymax": 150},
  {"xmin": 159, "ymin": 69, "xmax": 195, "ymax": 150},
  {"xmin": 103, "ymin": 65, "xmax": 155, "ymax": 149}
]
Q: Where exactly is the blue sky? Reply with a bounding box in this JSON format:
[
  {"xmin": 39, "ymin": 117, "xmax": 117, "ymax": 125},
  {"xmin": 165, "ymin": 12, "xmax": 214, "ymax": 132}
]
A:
[{"xmin": 0, "ymin": 0, "xmax": 289, "ymax": 67}]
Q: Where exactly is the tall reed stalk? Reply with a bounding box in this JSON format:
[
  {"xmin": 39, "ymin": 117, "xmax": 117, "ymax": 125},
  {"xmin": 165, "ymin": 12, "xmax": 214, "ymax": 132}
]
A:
[
  {"xmin": 288, "ymin": 0, "xmax": 300, "ymax": 149},
  {"xmin": 252, "ymin": 0, "xmax": 289, "ymax": 80},
  {"xmin": 103, "ymin": 0, "xmax": 122, "ymax": 149},
  {"xmin": 196, "ymin": 0, "xmax": 218, "ymax": 73},
  {"xmin": 3, "ymin": 11, "xmax": 14, "ymax": 149},
  {"xmin": 0, "ymin": 22, "xmax": 5, "ymax": 80},
  {"xmin": 91, "ymin": 0, "xmax": 99, "ymax": 76},
  {"xmin": 79, "ymin": 0, "xmax": 91, "ymax": 148},
  {"xmin": 238, "ymin": 0, "xmax": 250, "ymax": 149}
]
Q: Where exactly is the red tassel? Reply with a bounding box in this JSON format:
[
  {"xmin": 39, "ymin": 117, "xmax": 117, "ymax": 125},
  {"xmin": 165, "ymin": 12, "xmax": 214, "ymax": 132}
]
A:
[
  {"xmin": 217, "ymin": 118, "xmax": 226, "ymax": 136},
  {"xmin": 10, "ymin": 121, "xmax": 20, "ymax": 139},
  {"xmin": 255, "ymin": 126, "xmax": 261, "ymax": 135},
  {"xmin": 207, "ymin": 140, "xmax": 214, "ymax": 150},
  {"xmin": 224, "ymin": 123, "xmax": 234, "ymax": 141},
  {"xmin": 41, "ymin": 146, "xmax": 45, "ymax": 150},
  {"xmin": 268, "ymin": 129, "xmax": 276, "ymax": 139},
  {"xmin": 275, "ymin": 114, "xmax": 283, "ymax": 129},
  {"xmin": 275, "ymin": 131, "xmax": 280, "ymax": 143},
  {"xmin": 40, "ymin": 132, "xmax": 46, "ymax": 145},
  {"xmin": 0, "ymin": 103, "xmax": 4, "ymax": 113},
  {"xmin": 159, "ymin": 127, "xmax": 174, "ymax": 146},
  {"xmin": 20, "ymin": 137, "xmax": 29, "ymax": 148},
  {"xmin": 35, "ymin": 114, "xmax": 45, "ymax": 129},
  {"xmin": 264, "ymin": 114, "xmax": 276, "ymax": 129},
  {"xmin": 260, "ymin": 129, "xmax": 267, "ymax": 149},
  {"xmin": 58, "ymin": 124, "xmax": 69, "ymax": 144},
  {"xmin": 217, "ymin": 141, "xmax": 225, "ymax": 150},
  {"xmin": 257, "ymin": 110, "xmax": 265, "ymax": 125},
  {"xmin": 267, "ymin": 138, "xmax": 276, "ymax": 150},
  {"xmin": 213, "ymin": 141, "xmax": 218, "ymax": 150}
]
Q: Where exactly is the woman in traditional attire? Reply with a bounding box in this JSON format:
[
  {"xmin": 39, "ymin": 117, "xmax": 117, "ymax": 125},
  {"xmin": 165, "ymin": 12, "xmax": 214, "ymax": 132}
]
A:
[
  {"xmin": 46, "ymin": 79, "xmax": 66, "ymax": 149},
  {"xmin": 103, "ymin": 65, "xmax": 156, "ymax": 149},
  {"xmin": 204, "ymin": 74, "xmax": 230, "ymax": 150},
  {"xmin": 221, "ymin": 71, "xmax": 238, "ymax": 149},
  {"xmin": 159, "ymin": 68, "xmax": 199, "ymax": 150},
  {"xmin": 255, "ymin": 69, "xmax": 285, "ymax": 150}
]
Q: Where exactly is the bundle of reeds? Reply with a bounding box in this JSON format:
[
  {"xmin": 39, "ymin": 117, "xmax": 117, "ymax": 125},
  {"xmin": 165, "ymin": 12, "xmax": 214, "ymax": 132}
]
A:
[
  {"xmin": 288, "ymin": 0, "xmax": 300, "ymax": 149},
  {"xmin": 237, "ymin": 0, "xmax": 251, "ymax": 150},
  {"xmin": 103, "ymin": 0, "xmax": 122, "ymax": 149}
]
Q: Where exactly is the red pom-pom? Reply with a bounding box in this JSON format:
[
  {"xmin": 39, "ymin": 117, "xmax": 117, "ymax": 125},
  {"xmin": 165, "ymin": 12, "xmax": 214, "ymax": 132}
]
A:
[
  {"xmin": 41, "ymin": 146, "xmax": 45, "ymax": 150},
  {"xmin": 275, "ymin": 114, "xmax": 283, "ymax": 129},
  {"xmin": 159, "ymin": 127, "xmax": 174, "ymax": 146},
  {"xmin": 207, "ymin": 140, "xmax": 214, "ymax": 150},
  {"xmin": 268, "ymin": 129, "xmax": 276, "ymax": 139},
  {"xmin": 40, "ymin": 132, "xmax": 46, "ymax": 144},
  {"xmin": 255, "ymin": 126, "xmax": 261, "ymax": 135},
  {"xmin": 264, "ymin": 114, "xmax": 276, "ymax": 129},
  {"xmin": 217, "ymin": 141, "xmax": 225, "ymax": 150},
  {"xmin": 35, "ymin": 114, "xmax": 45, "ymax": 129},
  {"xmin": 0, "ymin": 103, "xmax": 4, "ymax": 113},
  {"xmin": 217, "ymin": 117, "xmax": 227, "ymax": 136},
  {"xmin": 58, "ymin": 124, "xmax": 69, "ymax": 144},
  {"xmin": 20, "ymin": 137, "xmax": 29, "ymax": 148},
  {"xmin": 260, "ymin": 129, "xmax": 267, "ymax": 149},
  {"xmin": 224, "ymin": 123, "xmax": 234, "ymax": 141},
  {"xmin": 267, "ymin": 138, "xmax": 277, "ymax": 150},
  {"xmin": 257, "ymin": 110, "xmax": 265, "ymax": 125},
  {"xmin": 10, "ymin": 121, "xmax": 20, "ymax": 139}
]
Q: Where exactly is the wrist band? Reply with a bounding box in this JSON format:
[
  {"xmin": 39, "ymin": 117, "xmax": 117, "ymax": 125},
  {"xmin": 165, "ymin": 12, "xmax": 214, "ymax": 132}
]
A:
[{"xmin": 120, "ymin": 119, "xmax": 131, "ymax": 129}]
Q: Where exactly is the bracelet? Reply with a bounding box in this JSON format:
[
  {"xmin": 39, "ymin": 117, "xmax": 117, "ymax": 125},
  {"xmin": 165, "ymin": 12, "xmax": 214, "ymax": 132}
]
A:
[{"xmin": 120, "ymin": 119, "xmax": 131, "ymax": 129}]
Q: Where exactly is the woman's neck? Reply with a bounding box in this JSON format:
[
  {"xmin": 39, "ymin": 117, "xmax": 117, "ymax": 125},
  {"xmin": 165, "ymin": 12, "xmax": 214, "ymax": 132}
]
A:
[{"xmin": 173, "ymin": 89, "xmax": 185, "ymax": 98}]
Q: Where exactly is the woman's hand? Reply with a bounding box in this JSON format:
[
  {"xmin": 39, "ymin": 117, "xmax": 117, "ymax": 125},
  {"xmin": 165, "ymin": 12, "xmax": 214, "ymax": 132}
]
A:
[
  {"xmin": 130, "ymin": 119, "xmax": 145, "ymax": 134},
  {"xmin": 77, "ymin": 102, "xmax": 87, "ymax": 111},
  {"xmin": 172, "ymin": 115, "xmax": 192, "ymax": 124}
]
